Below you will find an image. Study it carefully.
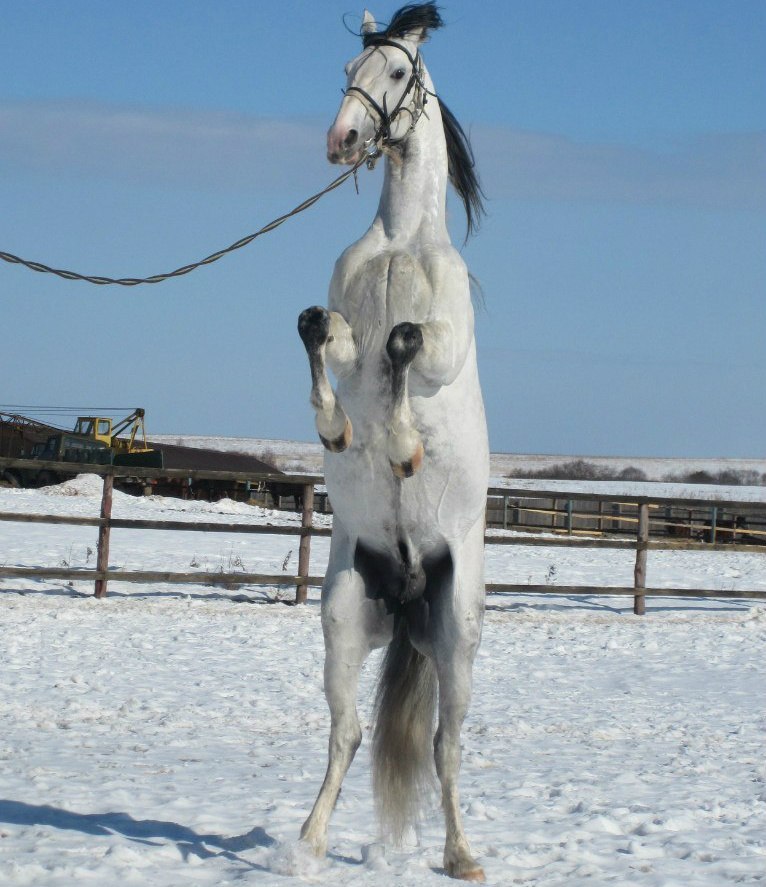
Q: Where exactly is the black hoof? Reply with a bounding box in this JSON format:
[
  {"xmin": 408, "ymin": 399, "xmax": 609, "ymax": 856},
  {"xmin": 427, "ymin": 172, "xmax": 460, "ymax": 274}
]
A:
[
  {"xmin": 298, "ymin": 306, "xmax": 331, "ymax": 351},
  {"xmin": 386, "ymin": 322, "xmax": 423, "ymax": 367}
]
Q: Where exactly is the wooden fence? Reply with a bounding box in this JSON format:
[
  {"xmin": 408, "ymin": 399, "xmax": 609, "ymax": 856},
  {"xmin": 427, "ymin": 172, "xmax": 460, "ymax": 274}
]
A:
[
  {"xmin": 486, "ymin": 490, "xmax": 766, "ymax": 543},
  {"xmin": 1, "ymin": 456, "xmax": 765, "ymax": 615}
]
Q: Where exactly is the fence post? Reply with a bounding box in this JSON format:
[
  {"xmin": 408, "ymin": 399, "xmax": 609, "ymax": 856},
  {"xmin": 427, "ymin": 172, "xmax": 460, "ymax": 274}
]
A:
[
  {"xmin": 710, "ymin": 505, "xmax": 718, "ymax": 544},
  {"xmin": 296, "ymin": 482, "xmax": 315, "ymax": 604},
  {"xmin": 633, "ymin": 502, "xmax": 649, "ymax": 615},
  {"xmin": 94, "ymin": 473, "xmax": 114, "ymax": 599},
  {"xmin": 566, "ymin": 499, "xmax": 574, "ymax": 535}
]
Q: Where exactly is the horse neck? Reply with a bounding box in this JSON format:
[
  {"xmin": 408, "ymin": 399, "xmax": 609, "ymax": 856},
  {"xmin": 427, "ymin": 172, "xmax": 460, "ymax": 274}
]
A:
[{"xmin": 374, "ymin": 94, "xmax": 449, "ymax": 245}]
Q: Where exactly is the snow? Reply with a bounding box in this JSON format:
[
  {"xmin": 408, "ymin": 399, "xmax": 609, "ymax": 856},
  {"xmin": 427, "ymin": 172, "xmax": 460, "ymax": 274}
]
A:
[{"xmin": 1, "ymin": 479, "xmax": 765, "ymax": 885}]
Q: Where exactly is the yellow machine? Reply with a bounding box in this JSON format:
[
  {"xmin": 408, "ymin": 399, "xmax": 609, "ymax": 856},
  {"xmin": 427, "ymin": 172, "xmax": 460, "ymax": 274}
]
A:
[{"xmin": 72, "ymin": 408, "xmax": 154, "ymax": 455}]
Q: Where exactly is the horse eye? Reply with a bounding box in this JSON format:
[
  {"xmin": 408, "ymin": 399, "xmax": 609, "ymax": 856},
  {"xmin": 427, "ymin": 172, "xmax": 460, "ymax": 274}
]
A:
[{"xmin": 392, "ymin": 68, "xmax": 406, "ymax": 80}]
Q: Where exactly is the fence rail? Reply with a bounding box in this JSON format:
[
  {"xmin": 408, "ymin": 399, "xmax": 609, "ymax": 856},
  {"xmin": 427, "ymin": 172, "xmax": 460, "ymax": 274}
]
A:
[{"xmin": 2, "ymin": 456, "xmax": 765, "ymax": 613}]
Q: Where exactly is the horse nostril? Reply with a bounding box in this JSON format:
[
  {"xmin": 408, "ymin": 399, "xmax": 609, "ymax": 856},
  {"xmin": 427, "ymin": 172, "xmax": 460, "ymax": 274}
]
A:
[{"xmin": 343, "ymin": 129, "xmax": 358, "ymax": 148}]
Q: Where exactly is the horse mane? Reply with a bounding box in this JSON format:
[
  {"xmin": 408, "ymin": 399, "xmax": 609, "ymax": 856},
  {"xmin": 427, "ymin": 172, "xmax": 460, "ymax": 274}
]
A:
[
  {"xmin": 360, "ymin": 4, "xmax": 485, "ymax": 237},
  {"xmin": 362, "ymin": 3, "xmax": 444, "ymax": 47},
  {"xmin": 440, "ymin": 100, "xmax": 485, "ymax": 238}
]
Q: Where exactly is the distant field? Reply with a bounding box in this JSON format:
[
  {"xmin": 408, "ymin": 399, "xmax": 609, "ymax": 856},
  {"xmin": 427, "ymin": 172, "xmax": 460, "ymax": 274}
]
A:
[{"xmin": 152, "ymin": 435, "xmax": 766, "ymax": 483}]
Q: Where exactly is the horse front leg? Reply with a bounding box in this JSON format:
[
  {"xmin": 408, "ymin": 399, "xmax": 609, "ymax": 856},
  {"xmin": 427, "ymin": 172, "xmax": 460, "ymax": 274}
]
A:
[
  {"xmin": 298, "ymin": 306, "xmax": 354, "ymax": 453},
  {"xmin": 386, "ymin": 322, "xmax": 426, "ymax": 478}
]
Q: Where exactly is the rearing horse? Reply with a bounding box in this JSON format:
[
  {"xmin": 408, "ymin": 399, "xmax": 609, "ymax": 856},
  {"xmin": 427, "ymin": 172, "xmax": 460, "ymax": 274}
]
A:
[{"xmin": 298, "ymin": 4, "xmax": 488, "ymax": 881}]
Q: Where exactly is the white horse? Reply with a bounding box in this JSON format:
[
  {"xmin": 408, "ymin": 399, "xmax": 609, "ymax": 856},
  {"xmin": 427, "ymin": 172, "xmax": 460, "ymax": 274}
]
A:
[{"xmin": 298, "ymin": 4, "xmax": 489, "ymax": 881}]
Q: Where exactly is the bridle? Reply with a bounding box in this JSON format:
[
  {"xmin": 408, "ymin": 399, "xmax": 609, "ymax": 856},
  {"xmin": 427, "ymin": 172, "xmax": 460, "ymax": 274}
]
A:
[{"xmin": 343, "ymin": 38, "xmax": 436, "ymax": 165}]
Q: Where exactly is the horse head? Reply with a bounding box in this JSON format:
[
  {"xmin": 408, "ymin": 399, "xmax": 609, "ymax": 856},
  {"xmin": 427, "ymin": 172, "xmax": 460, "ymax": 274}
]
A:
[{"xmin": 327, "ymin": 4, "xmax": 443, "ymax": 164}]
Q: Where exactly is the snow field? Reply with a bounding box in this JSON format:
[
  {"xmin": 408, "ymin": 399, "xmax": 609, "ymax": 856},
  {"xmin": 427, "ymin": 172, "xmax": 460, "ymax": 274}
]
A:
[{"xmin": 1, "ymin": 480, "xmax": 765, "ymax": 884}]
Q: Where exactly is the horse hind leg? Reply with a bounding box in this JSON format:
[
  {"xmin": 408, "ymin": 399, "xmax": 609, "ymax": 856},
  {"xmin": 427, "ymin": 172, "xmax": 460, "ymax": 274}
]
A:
[
  {"xmin": 298, "ymin": 306, "xmax": 352, "ymax": 452},
  {"xmin": 434, "ymin": 660, "xmax": 485, "ymax": 882},
  {"xmin": 300, "ymin": 642, "xmax": 364, "ymax": 856},
  {"xmin": 300, "ymin": 523, "xmax": 398, "ymax": 857},
  {"xmin": 431, "ymin": 529, "xmax": 486, "ymax": 881},
  {"xmin": 386, "ymin": 322, "xmax": 425, "ymax": 478}
]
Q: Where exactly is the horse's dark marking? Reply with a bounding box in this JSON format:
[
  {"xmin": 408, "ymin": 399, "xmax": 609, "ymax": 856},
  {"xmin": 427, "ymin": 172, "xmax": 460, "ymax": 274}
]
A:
[{"xmin": 354, "ymin": 537, "xmax": 452, "ymax": 617}]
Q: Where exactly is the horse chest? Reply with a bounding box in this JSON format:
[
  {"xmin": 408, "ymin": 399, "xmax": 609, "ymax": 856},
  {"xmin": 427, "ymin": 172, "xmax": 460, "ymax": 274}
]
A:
[{"xmin": 335, "ymin": 249, "xmax": 434, "ymax": 354}]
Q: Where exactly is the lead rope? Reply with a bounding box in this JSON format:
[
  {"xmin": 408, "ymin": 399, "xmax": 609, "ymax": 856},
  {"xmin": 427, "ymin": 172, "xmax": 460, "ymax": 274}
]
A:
[
  {"xmin": 0, "ymin": 150, "xmax": 374, "ymax": 287},
  {"xmin": 1, "ymin": 40, "xmax": 425, "ymax": 288}
]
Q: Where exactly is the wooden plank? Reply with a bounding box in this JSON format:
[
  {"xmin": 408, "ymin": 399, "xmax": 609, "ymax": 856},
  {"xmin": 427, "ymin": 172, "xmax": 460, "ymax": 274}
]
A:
[
  {"xmin": 0, "ymin": 511, "xmax": 103, "ymax": 527},
  {"xmin": 488, "ymin": 485, "xmax": 766, "ymax": 511},
  {"xmin": 485, "ymin": 584, "xmax": 766, "ymax": 599},
  {"xmin": 0, "ymin": 511, "xmax": 332, "ymax": 537},
  {"xmin": 647, "ymin": 539, "xmax": 763, "ymax": 552},
  {"xmin": 485, "ymin": 534, "xmax": 637, "ymax": 550},
  {"xmin": 484, "ymin": 532, "xmax": 764, "ymax": 553},
  {"xmin": 0, "ymin": 455, "xmax": 322, "ymax": 486},
  {"xmin": 1, "ymin": 509, "xmax": 760, "ymax": 552},
  {"xmin": 0, "ymin": 566, "xmax": 324, "ymax": 586},
  {"xmin": 2, "ymin": 567, "xmax": 763, "ymax": 599}
]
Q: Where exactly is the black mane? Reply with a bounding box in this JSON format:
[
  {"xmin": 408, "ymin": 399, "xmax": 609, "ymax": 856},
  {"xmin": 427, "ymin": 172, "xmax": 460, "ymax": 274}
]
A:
[
  {"xmin": 441, "ymin": 100, "xmax": 485, "ymax": 239},
  {"xmin": 360, "ymin": 4, "xmax": 485, "ymax": 237},
  {"xmin": 362, "ymin": 3, "xmax": 444, "ymax": 47}
]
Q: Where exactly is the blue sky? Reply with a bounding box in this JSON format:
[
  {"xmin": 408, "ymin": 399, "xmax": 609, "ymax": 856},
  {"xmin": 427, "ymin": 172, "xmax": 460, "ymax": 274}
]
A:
[{"xmin": 1, "ymin": 0, "xmax": 764, "ymax": 457}]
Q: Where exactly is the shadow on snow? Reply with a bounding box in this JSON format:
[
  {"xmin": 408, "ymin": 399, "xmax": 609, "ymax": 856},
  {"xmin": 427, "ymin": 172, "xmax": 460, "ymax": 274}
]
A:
[{"xmin": 0, "ymin": 798, "xmax": 275, "ymax": 870}]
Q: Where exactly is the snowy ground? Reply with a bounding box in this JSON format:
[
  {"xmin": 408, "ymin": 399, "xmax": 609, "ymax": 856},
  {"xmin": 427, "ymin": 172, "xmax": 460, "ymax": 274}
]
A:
[{"xmin": 1, "ymin": 479, "xmax": 765, "ymax": 885}]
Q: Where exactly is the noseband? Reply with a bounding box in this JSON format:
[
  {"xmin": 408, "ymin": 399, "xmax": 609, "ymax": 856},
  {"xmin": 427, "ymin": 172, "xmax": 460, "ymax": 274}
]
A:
[{"xmin": 344, "ymin": 38, "xmax": 434, "ymax": 157}]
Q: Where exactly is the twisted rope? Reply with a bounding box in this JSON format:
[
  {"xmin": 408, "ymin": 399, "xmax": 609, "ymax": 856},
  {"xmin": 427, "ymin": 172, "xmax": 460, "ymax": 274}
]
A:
[{"xmin": 0, "ymin": 153, "xmax": 370, "ymax": 286}]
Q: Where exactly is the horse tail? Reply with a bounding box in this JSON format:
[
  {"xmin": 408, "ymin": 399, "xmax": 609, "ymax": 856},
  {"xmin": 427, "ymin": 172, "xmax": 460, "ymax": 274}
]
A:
[{"xmin": 372, "ymin": 614, "xmax": 437, "ymax": 843}]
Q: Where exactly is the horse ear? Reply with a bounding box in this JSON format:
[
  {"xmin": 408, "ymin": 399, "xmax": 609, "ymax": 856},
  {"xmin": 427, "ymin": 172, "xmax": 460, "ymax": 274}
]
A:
[{"xmin": 361, "ymin": 10, "xmax": 378, "ymax": 36}]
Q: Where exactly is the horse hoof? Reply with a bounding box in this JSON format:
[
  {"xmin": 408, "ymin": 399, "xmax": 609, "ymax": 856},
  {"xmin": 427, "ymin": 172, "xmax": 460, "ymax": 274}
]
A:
[
  {"xmin": 298, "ymin": 305, "xmax": 331, "ymax": 350},
  {"xmin": 298, "ymin": 822, "xmax": 327, "ymax": 858},
  {"xmin": 445, "ymin": 861, "xmax": 485, "ymax": 882},
  {"xmin": 386, "ymin": 321, "xmax": 424, "ymax": 365},
  {"xmin": 319, "ymin": 418, "xmax": 352, "ymax": 453}
]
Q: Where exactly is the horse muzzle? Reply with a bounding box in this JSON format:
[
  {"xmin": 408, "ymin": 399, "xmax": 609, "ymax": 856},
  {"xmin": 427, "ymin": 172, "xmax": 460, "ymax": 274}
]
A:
[{"xmin": 326, "ymin": 124, "xmax": 363, "ymax": 165}]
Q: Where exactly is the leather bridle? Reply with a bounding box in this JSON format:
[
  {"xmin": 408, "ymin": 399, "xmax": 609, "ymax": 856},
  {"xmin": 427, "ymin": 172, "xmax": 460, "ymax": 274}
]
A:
[{"xmin": 343, "ymin": 38, "xmax": 435, "ymax": 155}]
